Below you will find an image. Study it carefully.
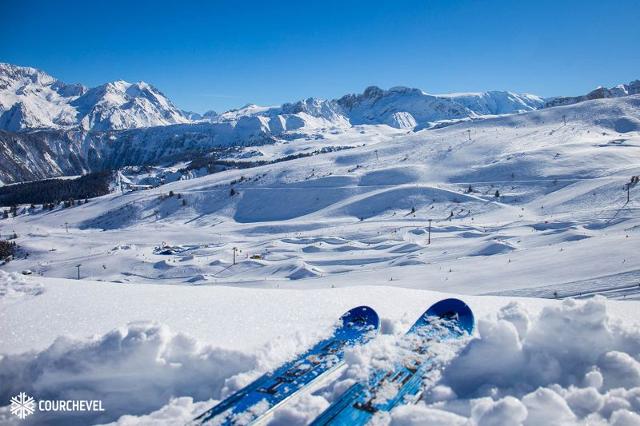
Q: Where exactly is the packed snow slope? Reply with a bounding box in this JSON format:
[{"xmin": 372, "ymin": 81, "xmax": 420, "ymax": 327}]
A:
[
  {"xmin": 1, "ymin": 93, "xmax": 640, "ymax": 425},
  {"xmin": 3, "ymin": 94, "xmax": 640, "ymax": 297}
]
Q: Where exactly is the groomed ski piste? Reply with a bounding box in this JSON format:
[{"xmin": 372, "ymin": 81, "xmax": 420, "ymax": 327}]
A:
[{"xmin": 1, "ymin": 95, "xmax": 640, "ymax": 425}]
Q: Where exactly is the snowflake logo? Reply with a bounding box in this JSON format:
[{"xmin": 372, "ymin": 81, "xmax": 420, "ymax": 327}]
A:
[{"xmin": 10, "ymin": 392, "xmax": 36, "ymax": 419}]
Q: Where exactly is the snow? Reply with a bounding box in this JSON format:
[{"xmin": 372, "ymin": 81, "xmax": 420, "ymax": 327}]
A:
[
  {"xmin": 0, "ymin": 319, "xmax": 251, "ymax": 424},
  {"xmin": 0, "ymin": 276, "xmax": 638, "ymax": 425},
  {"xmin": 433, "ymin": 90, "xmax": 544, "ymax": 115},
  {"xmin": 72, "ymin": 80, "xmax": 190, "ymax": 131},
  {"xmin": 4, "ymin": 95, "xmax": 639, "ymax": 295},
  {"xmin": 546, "ymin": 79, "xmax": 640, "ymax": 108},
  {"xmin": 3, "ymin": 62, "xmax": 636, "ymax": 186},
  {"xmin": 0, "ymin": 63, "xmax": 190, "ymax": 132},
  {"xmin": 0, "ymin": 63, "xmax": 545, "ymax": 154},
  {"xmin": 0, "ymin": 270, "xmax": 44, "ymax": 302},
  {"xmin": 103, "ymin": 398, "xmax": 213, "ymax": 426},
  {"xmin": 0, "ymin": 86, "xmax": 639, "ymax": 424}
]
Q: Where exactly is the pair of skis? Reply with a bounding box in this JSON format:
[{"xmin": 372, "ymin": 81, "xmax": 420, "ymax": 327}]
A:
[
  {"xmin": 193, "ymin": 305, "xmax": 380, "ymax": 425},
  {"xmin": 193, "ymin": 299, "xmax": 474, "ymax": 425}
]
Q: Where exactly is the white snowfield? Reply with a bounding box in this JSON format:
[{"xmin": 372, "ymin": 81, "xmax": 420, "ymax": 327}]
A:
[{"xmin": 1, "ymin": 94, "xmax": 640, "ymax": 425}]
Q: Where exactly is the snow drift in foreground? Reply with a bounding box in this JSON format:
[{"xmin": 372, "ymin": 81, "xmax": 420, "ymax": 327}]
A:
[
  {"xmin": 0, "ymin": 322, "xmax": 253, "ymax": 425},
  {"xmin": 0, "ymin": 297, "xmax": 638, "ymax": 425}
]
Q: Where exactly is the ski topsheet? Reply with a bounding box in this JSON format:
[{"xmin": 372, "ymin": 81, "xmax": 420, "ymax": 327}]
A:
[
  {"xmin": 194, "ymin": 306, "xmax": 380, "ymax": 425},
  {"xmin": 310, "ymin": 298, "xmax": 475, "ymax": 426}
]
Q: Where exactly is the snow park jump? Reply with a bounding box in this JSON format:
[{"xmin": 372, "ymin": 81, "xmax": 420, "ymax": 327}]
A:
[{"xmin": 2, "ymin": 2, "xmax": 640, "ymax": 425}]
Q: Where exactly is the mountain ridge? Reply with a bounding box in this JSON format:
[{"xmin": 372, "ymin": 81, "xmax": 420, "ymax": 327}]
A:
[
  {"xmin": 0, "ymin": 63, "xmax": 545, "ymax": 133},
  {"xmin": 1, "ymin": 62, "xmax": 639, "ymax": 186},
  {"xmin": 0, "ymin": 63, "xmax": 190, "ymax": 132},
  {"xmin": 545, "ymin": 80, "xmax": 640, "ymax": 108},
  {"xmin": 2, "ymin": 63, "xmax": 639, "ymax": 135}
]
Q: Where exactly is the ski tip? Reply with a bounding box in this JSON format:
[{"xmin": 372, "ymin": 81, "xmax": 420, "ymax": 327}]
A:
[
  {"xmin": 426, "ymin": 298, "xmax": 475, "ymax": 334},
  {"xmin": 340, "ymin": 305, "xmax": 380, "ymax": 331}
]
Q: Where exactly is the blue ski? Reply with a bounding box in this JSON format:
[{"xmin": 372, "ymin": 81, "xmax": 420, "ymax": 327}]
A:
[
  {"xmin": 194, "ymin": 306, "xmax": 380, "ymax": 425},
  {"xmin": 310, "ymin": 298, "xmax": 474, "ymax": 426}
]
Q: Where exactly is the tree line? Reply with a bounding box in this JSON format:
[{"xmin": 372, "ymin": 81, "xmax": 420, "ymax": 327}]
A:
[
  {"xmin": 0, "ymin": 171, "xmax": 112, "ymax": 207},
  {"xmin": 184, "ymin": 145, "xmax": 358, "ymax": 173}
]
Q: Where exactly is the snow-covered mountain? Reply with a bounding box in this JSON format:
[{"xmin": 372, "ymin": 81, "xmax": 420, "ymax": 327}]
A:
[
  {"xmin": 0, "ymin": 63, "xmax": 190, "ymax": 131},
  {"xmin": 0, "ymin": 64, "xmax": 84, "ymax": 131},
  {"xmin": 0, "ymin": 84, "xmax": 546, "ymax": 183},
  {"xmin": 208, "ymin": 86, "xmax": 543, "ymax": 134},
  {"xmin": 2, "ymin": 62, "xmax": 639, "ymax": 186},
  {"xmin": 336, "ymin": 86, "xmax": 543, "ymax": 128},
  {"xmin": 4, "ymin": 62, "xmax": 640, "ymax": 138},
  {"xmin": 71, "ymin": 80, "xmax": 190, "ymax": 131},
  {"xmin": 439, "ymin": 90, "xmax": 545, "ymax": 115},
  {"xmin": 545, "ymin": 79, "xmax": 640, "ymax": 108},
  {"xmin": 0, "ymin": 63, "xmax": 544, "ymax": 135},
  {"xmin": 214, "ymin": 87, "xmax": 543, "ymax": 128}
]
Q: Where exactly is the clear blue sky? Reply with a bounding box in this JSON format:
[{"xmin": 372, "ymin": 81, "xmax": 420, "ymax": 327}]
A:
[{"xmin": 2, "ymin": 0, "xmax": 638, "ymax": 113}]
